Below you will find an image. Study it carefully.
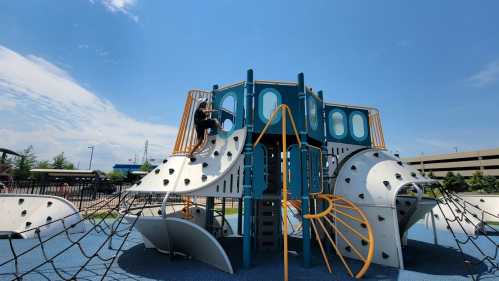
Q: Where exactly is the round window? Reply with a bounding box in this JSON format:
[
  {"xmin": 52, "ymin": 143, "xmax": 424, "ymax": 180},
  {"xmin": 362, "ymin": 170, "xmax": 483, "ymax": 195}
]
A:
[
  {"xmin": 329, "ymin": 109, "xmax": 347, "ymax": 139},
  {"xmin": 259, "ymin": 88, "xmax": 281, "ymax": 124},
  {"xmin": 220, "ymin": 92, "xmax": 237, "ymax": 131},
  {"xmin": 308, "ymin": 97, "xmax": 318, "ymax": 130},
  {"xmin": 351, "ymin": 111, "xmax": 367, "ymax": 141}
]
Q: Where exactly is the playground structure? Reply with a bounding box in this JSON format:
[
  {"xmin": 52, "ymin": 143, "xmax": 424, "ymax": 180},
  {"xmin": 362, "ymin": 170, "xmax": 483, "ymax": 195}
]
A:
[
  {"xmin": 126, "ymin": 69, "xmax": 439, "ymax": 278},
  {"xmin": 1, "ymin": 70, "xmax": 499, "ymax": 281}
]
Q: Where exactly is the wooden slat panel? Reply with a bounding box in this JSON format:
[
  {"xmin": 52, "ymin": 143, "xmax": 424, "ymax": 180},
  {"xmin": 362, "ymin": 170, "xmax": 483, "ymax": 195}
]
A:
[{"xmin": 172, "ymin": 89, "xmax": 211, "ymax": 155}]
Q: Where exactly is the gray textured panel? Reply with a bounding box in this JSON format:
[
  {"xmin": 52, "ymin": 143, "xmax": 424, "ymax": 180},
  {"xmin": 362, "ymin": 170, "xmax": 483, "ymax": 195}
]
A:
[
  {"xmin": 166, "ymin": 217, "xmax": 234, "ymax": 274},
  {"xmin": 126, "ymin": 214, "xmax": 233, "ymax": 274}
]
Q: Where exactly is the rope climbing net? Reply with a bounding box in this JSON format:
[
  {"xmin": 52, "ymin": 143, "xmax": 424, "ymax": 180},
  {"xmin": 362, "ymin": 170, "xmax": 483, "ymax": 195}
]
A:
[
  {"xmin": 0, "ymin": 192, "xmax": 152, "ymax": 281},
  {"xmin": 430, "ymin": 184, "xmax": 499, "ymax": 281}
]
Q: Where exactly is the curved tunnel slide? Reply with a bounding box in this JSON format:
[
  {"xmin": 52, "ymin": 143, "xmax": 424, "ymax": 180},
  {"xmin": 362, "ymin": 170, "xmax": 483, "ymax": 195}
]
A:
[{"xmin": 0, "ymin": 194, "xmax": 85, "ymax": 239}]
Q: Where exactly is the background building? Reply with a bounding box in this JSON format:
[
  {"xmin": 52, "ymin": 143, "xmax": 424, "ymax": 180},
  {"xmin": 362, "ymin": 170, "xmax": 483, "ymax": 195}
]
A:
[
  {"xmin": 403, "ymin": 148, "xmax": 499, "ymax": 179},
  {"xmin": 113, "ymin": 164, "xmax": 141, "ymax": 174}
]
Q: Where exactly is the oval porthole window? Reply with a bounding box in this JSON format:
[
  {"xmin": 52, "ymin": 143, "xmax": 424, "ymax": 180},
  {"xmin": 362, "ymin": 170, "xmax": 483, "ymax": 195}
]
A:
[
  {"xmin": 259, "ymin": 88, "xmax": 281, "ymax": 124},
  {"xmin": 308, "ymin": 97, "xmax": 318, "ymax": 130},
  {"xmin": 222, "ymin": 119, "xmax": 234, "ymax": 131},
  {"xmin": 351, "ymin": 111, "xmax": 367, "ymax": 141},
  {"xmin": 220, "ymin": 92, "xmax": 237, "ymax": 131},
  {"xmin": 329, "ymin": 109, "xmax": 347, "ymax": 139}
]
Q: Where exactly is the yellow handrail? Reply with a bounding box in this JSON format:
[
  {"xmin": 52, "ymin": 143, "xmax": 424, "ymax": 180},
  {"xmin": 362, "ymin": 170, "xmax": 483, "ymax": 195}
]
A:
[
  {"xmin": 253, "ymin": 104, "xmax": 301, "ymax": 148},
  {"xmin": 251, "ymin": 104, "xmax": 302, "ymax": 281},
  {"xmin": 303, "ymin": 194, "xmax": 335, "ymax": 219},
  {"xmin": 303, "ymin": 194, "xmax": 374, "ymax": 279},
  {"xmin": 281, "ymin": 106, "xmax": 288, "ymax": 281}
]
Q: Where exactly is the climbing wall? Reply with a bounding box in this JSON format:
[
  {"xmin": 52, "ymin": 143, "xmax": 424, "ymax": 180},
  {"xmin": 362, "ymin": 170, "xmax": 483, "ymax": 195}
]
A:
[
  {"xmin": 0, "ymin": 194, "xmax": 84, "ymax": 239},
  {"xmin": 128, "ymin": 128, "xmax": 246, "ymax": 198},
  {"xmin": 333, "ymin": 149, "xmax": 436, "ymax": 269}
]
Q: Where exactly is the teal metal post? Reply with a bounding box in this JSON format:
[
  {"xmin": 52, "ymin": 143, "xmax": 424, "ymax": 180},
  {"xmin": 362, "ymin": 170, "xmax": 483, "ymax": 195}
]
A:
[
  {"xmin": 298, "ymin": 73, "xmax": 311, "ymax": 267},
  {"xmin": 243, "ymin": 69, "xmax": 254, "ymax": 268},
  {"xmin": 318, "ymin": 90, "xmax": 329, "ymax": 194},
  {"xmin": 318, "ymin": 89, "xmax": 332, "ymax": 254},
  {"xmin": 206, "ymin": 84, "xmax": 219, "ymax": 234},
  {"xmin": 213, "ymin": 84, "xmax": 220, "ymax": 125}
]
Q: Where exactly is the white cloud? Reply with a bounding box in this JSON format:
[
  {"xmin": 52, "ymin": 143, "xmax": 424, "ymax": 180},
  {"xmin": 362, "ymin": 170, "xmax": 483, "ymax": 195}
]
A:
[
  {"xmin": 0, "ymin": 45, "xmax": 178, "ymax": 170},
  {"xmin": 468, "ymin": 60, "xmax": 499, "ymax": 87},
  {"xmin": 99, "ymin": 0, "xmax": 139, "ymax": 22}
]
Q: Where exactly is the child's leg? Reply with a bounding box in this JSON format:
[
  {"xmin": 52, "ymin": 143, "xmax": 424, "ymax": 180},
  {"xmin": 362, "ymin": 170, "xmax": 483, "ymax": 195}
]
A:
[
  {"xmin": 188, "ymin": 138, "xmax": 203, "ymax": 157},
  {"xmin": 189, "ymin": 125, "xmax": 206, "ymax": 157}
]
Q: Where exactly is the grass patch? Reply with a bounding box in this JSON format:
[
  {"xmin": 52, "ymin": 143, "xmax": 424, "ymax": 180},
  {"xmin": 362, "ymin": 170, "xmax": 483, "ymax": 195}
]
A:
[
  {"xmin": 215, "ymin": 207, "xmax": 239, "ymax": 215},
  {"xmin": 83, "ymin": 212, "xmax": 119, "ymax": 220}
]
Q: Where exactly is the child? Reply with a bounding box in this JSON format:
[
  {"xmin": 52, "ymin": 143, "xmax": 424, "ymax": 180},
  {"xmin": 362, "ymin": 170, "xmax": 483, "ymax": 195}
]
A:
[{"xmin": 188, "ymin": 101, "xmax": 220, "ymax": 157}]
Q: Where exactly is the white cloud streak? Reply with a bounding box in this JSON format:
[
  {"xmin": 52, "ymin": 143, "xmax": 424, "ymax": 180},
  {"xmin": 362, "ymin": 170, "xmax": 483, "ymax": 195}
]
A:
[
  {"xmin": 0, "ymin": 45, "xmax": 177, "ymax": 170},
  {"xmin": 468, "ymin": 60, "xmax": 499, "ymax": 87},
  {"xmin": 99, "ymin": 0, "xmax": 139, "ymax": 22}
]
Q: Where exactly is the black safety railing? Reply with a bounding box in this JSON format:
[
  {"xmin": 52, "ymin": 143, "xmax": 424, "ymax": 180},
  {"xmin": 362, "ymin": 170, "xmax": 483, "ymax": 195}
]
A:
[{"xmin": 0, "ymin": 180, "xmax": 130, "ymax": 212}]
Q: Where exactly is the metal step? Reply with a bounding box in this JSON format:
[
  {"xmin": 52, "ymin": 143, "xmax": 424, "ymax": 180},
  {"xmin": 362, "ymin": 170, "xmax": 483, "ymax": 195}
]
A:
[{"xmin": 256, "ymin": 199, "xmax": 281, "ymax": 252}]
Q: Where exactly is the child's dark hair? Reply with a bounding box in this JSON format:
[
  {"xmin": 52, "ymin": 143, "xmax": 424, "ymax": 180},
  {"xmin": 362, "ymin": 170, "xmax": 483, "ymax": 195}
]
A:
[{"xmin": 198, "ymin": 101, "xmax": 207, "ymax": 109}]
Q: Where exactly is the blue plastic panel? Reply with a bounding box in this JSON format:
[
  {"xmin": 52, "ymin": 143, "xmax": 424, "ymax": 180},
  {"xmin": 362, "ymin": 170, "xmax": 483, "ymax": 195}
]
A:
[
  {"xmin": 288, "ymin": 144, "xmax": 302, "ymax": 199},
  {"xmin": 213, "ymin": 84, "xmax": 245, "ymax": 137},
  {"xmin": 325, "ymin": 105, "xmax": 371, "ymax": 146},
  {"xmin": 308, "ymin": 148, "xmax": 322, "ymax": 194},
  {"xmin": 306, "ymin": 90, "xmax": 324, "ymax": 142},
  {"xmin": 253, "ymin": 144, "xmax": 267, "ymax": 199},
  {"xmin": 253, "ymin": 83, "xmax": 305, "ymax": 135}
]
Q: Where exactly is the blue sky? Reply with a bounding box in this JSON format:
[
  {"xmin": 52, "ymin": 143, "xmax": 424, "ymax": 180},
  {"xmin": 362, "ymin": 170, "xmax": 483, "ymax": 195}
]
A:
[{"xmin": 1, "ymin": 0, "xmax": 499, "ymax": 169}]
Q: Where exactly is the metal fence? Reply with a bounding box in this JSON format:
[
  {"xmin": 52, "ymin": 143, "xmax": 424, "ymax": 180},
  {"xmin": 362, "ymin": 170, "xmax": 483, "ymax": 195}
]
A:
[{"xmin": 1, "ymin": 180, "xmax": 131, "ymax": 212}]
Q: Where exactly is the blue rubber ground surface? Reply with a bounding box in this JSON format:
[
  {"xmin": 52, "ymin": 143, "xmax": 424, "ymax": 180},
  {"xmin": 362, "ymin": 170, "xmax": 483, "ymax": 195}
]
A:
[{"xmin": 0, "ymin": 219, "xmax": 498, "ymax": 281}]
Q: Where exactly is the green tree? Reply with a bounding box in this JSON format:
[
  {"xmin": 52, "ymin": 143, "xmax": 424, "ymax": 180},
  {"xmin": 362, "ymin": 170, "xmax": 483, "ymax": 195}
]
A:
[
  {"xmin": 467, "ymin": 171, "xmax": 499, "ymax": 193},
  {"xmin": 52, "ymin": 153, "xmax": 75, "ymax": 170},
  {"xmin": 482, "ymin": 176, "xmax": 498, "ymax": 193},
  {"xmin": 427, "ymin": 171, "xmax": 436, "ymax": 179},
  {"xmin": 467, "ymin": 171, "xmax": 484, "ymax": 191},
  {"xmin": 140, "ymin": 161, "xmax": 153, "ymax": 172},
  {"xmin": 442, "ymin": 172, "xmax": 468, "ymax": 192},
  {"xmin": 107, "ymin": 170, "xmax": 125, "ymax": 181},
  {"xmin": 36, "ymin": 160, "xmax": 52, "ymax": 169},
  {"xmin": 13, "ymin": 146, "xmax": 37, "ymax": 180}
]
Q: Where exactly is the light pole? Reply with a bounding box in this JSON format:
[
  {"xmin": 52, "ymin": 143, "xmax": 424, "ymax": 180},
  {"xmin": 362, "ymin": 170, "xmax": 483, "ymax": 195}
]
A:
[{"xmin": 88, "ymin": 146, "xmax": 94, "ymax": 170}]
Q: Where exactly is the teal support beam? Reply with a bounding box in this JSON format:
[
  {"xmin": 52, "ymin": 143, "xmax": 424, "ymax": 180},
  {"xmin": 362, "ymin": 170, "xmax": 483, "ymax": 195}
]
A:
[
  {"xmin": 212, "ymin": 84, "xmax": 220, "ymax": 125},
  {"xmin": 243, "ymin": 69, "xmax": 254, "ymax": 269},
  {"xmin": 297, "ymin": 73, "xmax": 311, "ymax": 268},
  {"xmin": 318, "ymin": 89, "xmax": 332, "ymax": 254},
  {"xmin": 318, "ymin": 90, "xmax": 329, "ymax": 194}
]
